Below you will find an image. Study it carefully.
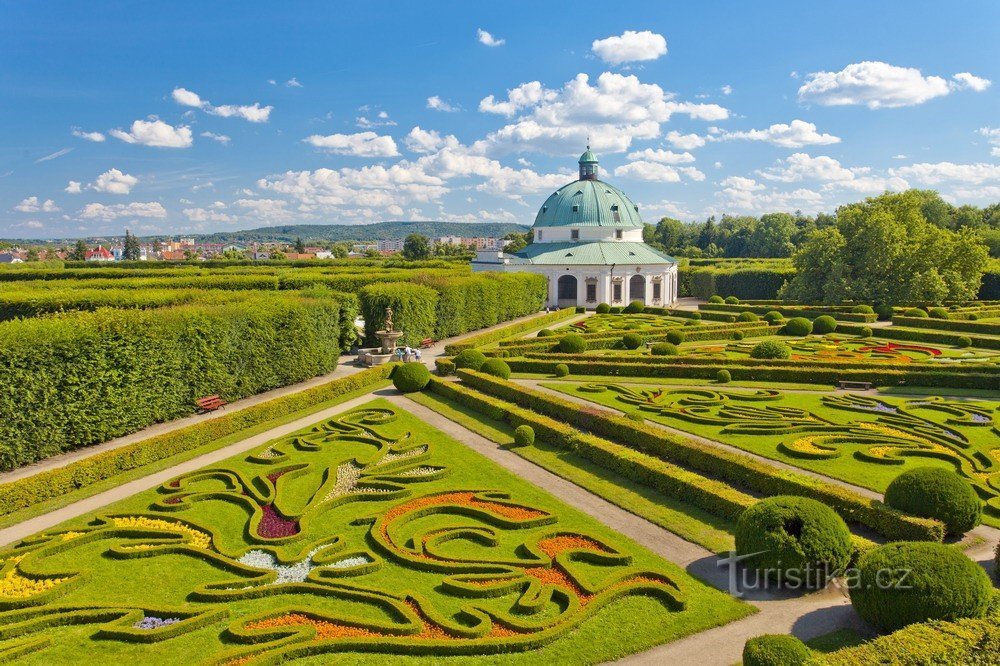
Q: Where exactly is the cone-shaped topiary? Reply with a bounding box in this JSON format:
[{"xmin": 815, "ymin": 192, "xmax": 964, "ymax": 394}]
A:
[
  {"xmin": 559, "ymin": 333, "xmax": 586, "ymax": 353},
  {"xmin": 884, "ymin": 466, "xmax": 981, "ymax": 535},
  {"xmin": 783, "ymin": 317, "xmax": 813, "ymax": 336},
  {"xmin": 812, "ymin": 315, "xmax": 837, "ymax": 334},
  {"xmin": 651, "ymin": 342, "xmax": 678, "ymax": 356},
  {"xmin": 622, "ymin": 332, "xmax": 644, "ymax": 349},
  {"xmin": 750, "ymin": 340, "xmax": 791, "ymax": 360},
  {"xmin": 735, "ymin": 495, "xmax": 852, "ymax": 587},
  {"xmin": 479, "ymin": 358, "xmax": 511, "ymax": 379},
  {"xmin": 742, "ymin": 635, "xmax": 811, "ymax": 666},
  {"xmin": 849, "ymin": 541, "xmax": 993, "ymax": 632},
  {"xmin": 453, "ymin": 349, "xmax": 487, "ymax": 371},
  {"xmin": 392, "ymin": 362, "xmax": 430, "ymax": 393}
]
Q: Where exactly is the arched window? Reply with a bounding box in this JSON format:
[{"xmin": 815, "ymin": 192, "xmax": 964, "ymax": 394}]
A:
[
  {"xmin": 557, "ymin": 275, "xmax": 578, "ymax": 307},
  {"xmin": 629, "ymin": 274, "xmax": 646, "ymax": 303}
]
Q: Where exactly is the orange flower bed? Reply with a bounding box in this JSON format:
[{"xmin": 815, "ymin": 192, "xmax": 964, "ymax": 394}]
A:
[
  {"xmin": 244, "ymin": 613, "xmax": 384, "ymax": 641},
  {"xmin": 524, "ymin": 566, "xmax": 589, "ymax": 605},
  {"xmin": 537, "ymin": 535, "xmax": 611, "ymax": 558}
]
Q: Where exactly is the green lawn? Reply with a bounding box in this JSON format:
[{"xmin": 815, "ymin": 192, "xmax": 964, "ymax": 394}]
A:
[
  {"xmin": 0, "ymin": 399, "xmax": 750, "ymax": 665},
  {"xmin": 543, "ymin": 381, "xmax": 1000, "ymax": 527}
]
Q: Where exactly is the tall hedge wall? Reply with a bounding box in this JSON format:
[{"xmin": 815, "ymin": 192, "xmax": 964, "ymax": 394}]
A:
[
  {"xmin": 681, "ymin": 266, "xmax": 795, "ymax": 300},
  {"xmin": 0, "ymin": 296, "xmax": 344, "ymax": 470},
  {"xmin": 359, "ymin": 282, "xmax": 439, "ymax": 346}
]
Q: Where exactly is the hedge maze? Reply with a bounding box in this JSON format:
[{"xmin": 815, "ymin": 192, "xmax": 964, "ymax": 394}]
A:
[{"xmin": 0, "ymin": 401, "xmax": 741, "ymax": 663}]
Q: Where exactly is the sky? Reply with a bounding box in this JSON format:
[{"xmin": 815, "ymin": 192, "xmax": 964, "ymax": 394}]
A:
[{"xmin": 1, "ymin": 1, "xmax": 998, "ymax": 239}]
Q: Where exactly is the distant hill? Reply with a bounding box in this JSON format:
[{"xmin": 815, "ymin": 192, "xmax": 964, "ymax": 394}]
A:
[{"xmin": 192, "ymin": 221, "xmax": 529, "ymax": 244}]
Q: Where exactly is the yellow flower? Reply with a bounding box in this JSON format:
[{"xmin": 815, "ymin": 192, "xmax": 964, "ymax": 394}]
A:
[{"xmin": 112, "ymin": 516, "xmax": 212, "ymax": 550}]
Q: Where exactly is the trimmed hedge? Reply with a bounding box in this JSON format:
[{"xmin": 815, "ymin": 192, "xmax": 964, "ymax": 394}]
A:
[
  {"xmin": 750, "ymin": 340, "xmax": 791, "ymax": 360},
  {"xmin": 479, "ymin": 358, "xmax": 511, "ymax": 379},
  {"xmin": 891, "ymin": 315, "xmax": 1000, "ymax": 335},
  {"xmin": 742, "ymin": 635, "xmax": 811, "ymax": 666},
  {"xmin": 0, "ymin": 297, "xmax": 345, "ymax": 470},
  {"xmin": 823, "ymin": 613, "xmax": 1000, "ymax": 665},
  {"xmin": 359, "ymin": 281, "xmax": 438, "ymax": 346},
  {"xmin": 783, "ymin": 317, "xmax": 813, "ymax": 336},
  {"xmin": 622, "ymin": 333, "xmax": 644, "ymax": 349},
  {"xmin": 812, "ymin": 315, "xmax": 837, "ymax": 334},
  {"xmin": 415, "ymin": 272, "xmax": 545, "ymax": 339},
  {"xmin": 0, "ymin": 365, "xmax": 394, "ymax": 518},
  {"xmin": 836, "ymin": 321, "xmax": 1000, "ymax": 350},
  {"xmin": 453, "ymin": 349, "xmax": 488, "ymax": 371},
  {"xmin": 650, "ymin": 342, "xmax": 678, "ymax": 356},
  {"xmin": 443, "ymin": 307, "xmax": 576, "ymax": 355},
  {"xmin": 884, "ymin": 467, "xmax": 982, "ymax": 535},
  {"xmin": 391, "ymin": 362, "xmax": 430, "ymax": 393},
  {"xmin": 559, "ymin": 333, "xmax": 587, "ymax": 354},
  {"xmin": 513, "ymin": 425, "xmax": 535, "ymax": 447},
  {"xmin": 456, "ymin": 370, "xmax": 944, "ymax": 541}
]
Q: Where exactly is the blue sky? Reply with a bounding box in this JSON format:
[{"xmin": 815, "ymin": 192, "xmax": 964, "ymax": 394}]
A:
[{"xmin": 1, "ymin": 1, "xmax": 998, "ymax": 239}]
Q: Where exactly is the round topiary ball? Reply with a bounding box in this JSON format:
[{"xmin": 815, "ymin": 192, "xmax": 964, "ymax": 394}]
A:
[
  {"xmin": 750, "ymin": 340, "xmax": 792, "ymax": 360},
  {"xmin": 733, "ymin": 331, "xmax": 745, "ymax": 341},
  {"xmin": 716, "ymin": 369, "xmax": 731, "ymax": 383},
  {"xmin": 849, "ymin": 541, "xmax": 993, "ymax": 632},
  {"xmin": 859, "ymin": 326, "xmax": 873, "ymax": 338},
  {"xmin": 609, "ymin": 306, "xmax": 623, "ymax": 314},
  {"xmin": 783, "ymin": 317, "xmax": 813, "ymax": 336},
  {"xmin": 624, "ymin": 299, "xmax": 645, "ymax": 314},
  {"xmin": 928, "ymin": 307, "xmax": 950, "ymax": 319},
  {"xmin": 559, "ymin": 333, "xmax": 587, "ymax": 354},
  {"xmin": 479, "ymin": 358, "xmax": 511, "ymax": 380},
  {"xmin": 884, "ymin": 466, "xmax": 981, "ymax": 535},
  {"xmin": 905, "ymin": 307, "xmax": 929, "ymax": 318},
  {"xmin": 392, "ymin": 362, "xmax": 430, "ymax": 393},
  {"xmin": 622, "ymin": 332, "xmax": 644, "ymax": 350},
  {"xmin": 690, "ymin": 311, "xmax": 702, "ymax": 320},
  {"xmin": 595, "ymin": 303, "xmax": 611, "ymax": 314},
  {"xmin": 968, "ymin": 313, "xmax": 979, "ymax": 321},
  {"xmin": 956, "ymin": 336, "xmax": 972, "ymax": 348},
  {"xmin": 812, "ymin": 315, "xmax": 838, "ymax": 334},
  {"xmin": 734, "ymin": 495, "xmax": 852, "ymax": 587},
  {"xmin": 666, "ymin": 330, "xmax": 685, "ymax": 345},
  {"xmin": 650, "ymin": 342, "xmax": 678, "ymax": 356},
  {"xmin": 874, "ymin": 304, "xmax": 895, "ymax": 321},
  {"xmin": 537, "ymin": 328, "xmax": 555, "ymax": 337},
  {"xmin": 453, "ymin": 349, "xmax": 487, "ymax": 371},
  {"xmin": 708, "ymin": 295, "xmax": 725, "ymax": 304},
  {"xmin": 742, "ymin": 635, "xmax": 811, "ymax": 666},
  {"xmin": 738, "ymin": 311, "xmax": 760, "ymax": 322},
  {"xmin": 763, "ymin": 310, "xmax": 784, "ymax": 324},
  {"xmin": 725, "ymin": 296, "xmax": 740, "ymax": 304},
  {"xmin": 554, "ymin": 363, "xmax": 569, "ymax": 377},
  {"xmin": 513, "ymin": 424, "xmax": 535, "ymax": 447},
  {"xmin": 851, "ymin": 305, "xmax": 875, "ymax": 314}
]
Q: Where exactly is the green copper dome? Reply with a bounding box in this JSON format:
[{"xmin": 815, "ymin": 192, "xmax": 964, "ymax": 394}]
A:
[
  {"xmin": 532, "ymin": 178, "xmax": 644, "ymax": 229},
  {"xmin": 579, "ymin": 148, "xmax": 598, "ymax": 164}
]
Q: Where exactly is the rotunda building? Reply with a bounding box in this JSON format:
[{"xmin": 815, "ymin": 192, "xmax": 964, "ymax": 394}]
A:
[{"xmin": 473, "ymin": 148, "xmax": 678, "ymax": 309}]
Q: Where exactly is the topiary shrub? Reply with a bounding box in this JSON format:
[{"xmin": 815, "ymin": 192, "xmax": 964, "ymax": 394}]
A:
[
  {"xmin": 608, "ymin": 306, "xmax": 623, "ymax": 314},
  {"xmin": 690, "ymin": 311, "xmax": 702, "ymax": 320},
  {"xmin": 852, "ymin": 305, "xmax": 875, "ymax": 314},
  {"xmin": 537, "ymin": 328, "xmax": 555, "ymax": 337},
  {"xmin": 625, "ymin": 410, "xmax": 645, "ymax": 423},
  {"xmin": 750, "ymin": 340, "xmax": 792, "ymax": 360},
  {"xmin": 968, "ymin": 313, "xmax": 979, "ymax": 321},
  {"xmin": 928, "ymin": 307, "xmax": 950, "ymax": 319},
  {"xmin": 479, "ymin": 358, "xmax": 511, "ymax": 380},
  {"xmin": 733, "ymin": 331, "xmax": 745, "ymax": 341},
  {"xmin": 666, "ymin": 330, "xmax": 685, "ymax": 345},
  {"xmin": 884, "ymin": 466, "xmax": 981, "ymax": 535},
  {"xmin": 956, "ymin": 336, "xmax": 972, "ymax": 348},
  {"xmin": 875, "ymin": 304, "xmax": 894, "ymax": 321},
  {"xmin": 783, "ymin": 317, "xmax": 813, "ymax": 336},
  {"xmin": 734, "ymin": 495, "xmax": 852, "ymax": 587},
  {"xmin": 742, "ymin": 635, "xmax": 811, "ymax": 666},
  {"xmin": 812, "ymin": 315, "xmax": 837, "ymax": 334},
  {"xmin": 849, "ymin": 541, "xmax": 993, "ymax": 632},
  {"xmin": 725, "ymin": 296, "xmax": 740, "ymax": 304},
  {"xmin": 650, "ymin": 342, "xmax": 678, "ymax": 356},
  {"xmin": 763, "ymin": 310, "xmax": 784, "ymax": 324},
  {"xmin": 553, "ymin": 363, "xmax": 569, "ymax": 377},
  {"xmin": 513, "ymin": 424, "xmax": 535, "ymax": 447},
  {"xmin": 595, "ymin": 303, "xmax": 611, "ymax": 314},
  {"xmin": 859, "ymin": 326, "xmax": 873, "ymax": 338},
  {"xmin": 904, "ymin": 307, "xmax": 929, "ymax": 318},
  {"xmin": 495, "ymin": 350, "xmax": 510, "ymax": 358},
  {"xmin": 559, "ymin": 333, "xmax": 587, "ymax": 354},
  {"xmin": 737, "ymin": 311, "xmax": 760, "ymax": 322},
  {"xmin": 392, "ymin": 362, "xmax": 430, "ymax": 393},
  {"xmin": 453, "ymin": 349, "xmax": 487, "ymax": 371},
  {"xmin": 622, "ymin": 332, "xmax": 644, "ymax": 350},
  {"xmin": 716, "ymin": 369, "xmax": 731, "ymax": 384},
  {"xmin": 624, "ymin": 300, "xmax": 645, "ymax": 314},
  {"xmin": 708, "ymin": 295, "xmax": 725, "ymax": 304}
]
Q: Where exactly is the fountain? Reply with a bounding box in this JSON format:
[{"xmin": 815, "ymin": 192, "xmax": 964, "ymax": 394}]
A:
[{"xmin": 357, "ymin": 307, "xmax": 404, "ymax": 366}]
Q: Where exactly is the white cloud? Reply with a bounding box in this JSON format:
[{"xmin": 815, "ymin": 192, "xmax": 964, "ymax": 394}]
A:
[
  {"xmin": 665, "ymin": 131, "xmax": 707, "ymax": 150},
  {"xmin": 91, "ymin": 168, "xmax": 139, "ymax": 194},
  {"xmin": 477, "ymin": 28, "xmax": 505, "ymax": 47},
  {"xmin": 614, "ymin": 161, "xmax": 704, "ymax": 183},
  {"xmin": 591, "ymin": 30, "xmax": 667, "ymax": 65},
  {"xmin": 183, "ymin": 207, "xmax": 235, "ymax": 223},
  {"xmin": 720, "ymin": 176, "xmax": 766, "ymax": 191},
  {"xmin": 110, "ymin": 119, "xmax": 193, "ymax": 148},
  {"xmin": 715, "ymin": 177, "xmax": 825, "ymax": 214},
  {"xmin": 234, "ymin": 198, "xmax": 294, "ymax": 223},
  {"xmin": 427, "ymin": 96, "xmax": 459, "ymax": 112},
  {"xmin": 303, "ymin": 131, "xmax": 399, "ymax": 157},
  {"xmin": 951, "ymin": 72, "xmax": 991, "ymax": 92},
  {"xmin": 756, "ymin": 153, "xmax": 908, "ymax": 193},
  {"xmin": 890, "ymin": 161, "xmax": 1000, "ymax": 186},
  {"xmin": 356, "ymin": 111, "xmax": 396, "ymax": 128},
  {"xmin": 639, "ymin": 199, "xmax": 694, "ymax": 220},
  {"xmin": 892, "ymin": 154, "xmax": 908, "ymax": 160},
  {"xmin": 717, "ymin": 120, "xmax": 840, "ymax": 148},
  {"xmin": 200, "ymin": 131, "xmax": 231, "ymax": 145},
  {"xmin": 721, "ymin": 85, "xmax": 733, "ymax": 95},
  {"xmin": 478, "ymin": 72, "xmax": 728, "ymax": 156},
  {"xmin": 977, "ymin": 127, "xmax": 1000, "ymax": 157},
  {"xmin": 35, "ymin": 148, "xmax": 73, "ymax": 163},
  {"xmin": 72, "ymin": 129, "xmax": 105, "ymax": 142},
  {"xmin": 286, "ymin": 77, "xmax": 303, "ymax": 88},
  {"xmin": 65, "ymin": 180, "xmax": 83, "ymax": 194},
  {"xmin": 404, "ymin": 127, "xmax": 458, "ymax": 154},
  {"xmin": 797, "ymin": 61, "xmax": 989, "ymax": 109},
  {"xmin": 626, "ymin": 148, "xmax": 696, "ymax": 164},
  {"xmin": 171, "ymin": 87, "xmax": 273, "ymax": 122},
  {"xmin": 14, "ymin": 196, "xmax": 60, "ymax": 213},
  {"xmin": 80, "ymin": 202, "xmax": 166, "ymax": 220}
]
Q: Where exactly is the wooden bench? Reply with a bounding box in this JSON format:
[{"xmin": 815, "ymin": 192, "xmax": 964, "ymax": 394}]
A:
[
  {"xmin": 195, "ymin": 395, "xmax": 227, "ymax": 412},
  {"xmin": 420, "ymin": 338, "xmax": 434, "ymax": 349},
  {"xmin": 836, "ymin": 380, "xmax": 872, "ymax": 391}
]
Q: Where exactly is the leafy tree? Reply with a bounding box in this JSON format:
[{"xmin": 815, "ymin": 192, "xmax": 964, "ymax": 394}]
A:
[
  {"xmin": 330, "ymin": 242, "xmax": 349, "ymax": 259},
  {"xmin": 270, "ymin": 249, "xmax": 286, "ymax": 260},
  {"xmin": 221, "ymin": 248, "xmax": 246, "ymax": 261},
  {"xmin": 652, "ymin": 217, "xmax": 689, "ymax": 254},
  {"xmin": 363, "ymin": 247, "xmax": 381, "ymax": 258},
  {"xmin": 401, "ymin": 233, "xmax": 431, "ymax": 260},
  {"xmin": 746, "ymin": 213, "xmax": 796, "ymax": 257},
  {"xmin": 122, "ymin": 229, "xmax": 141, "ymax": 261},
  {"xmin": 25, "ymin": 247, "xmax": 40, "ymax": 262},
  {"xmin": 502, "ymin": 231, "xmax": 530, "ymax": 253},
  {"xmin": 294, "ymin": 237, "xmax": 306, "ymax": 253},
  {"xmin": 69, "ymin": 239, "xmax": 88, "ymax": 261}
]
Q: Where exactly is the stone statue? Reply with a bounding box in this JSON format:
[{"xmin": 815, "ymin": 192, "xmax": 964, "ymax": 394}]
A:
[{"xmin": 385, "ymin": 306, "xmax": 394, "ymax": 332}]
